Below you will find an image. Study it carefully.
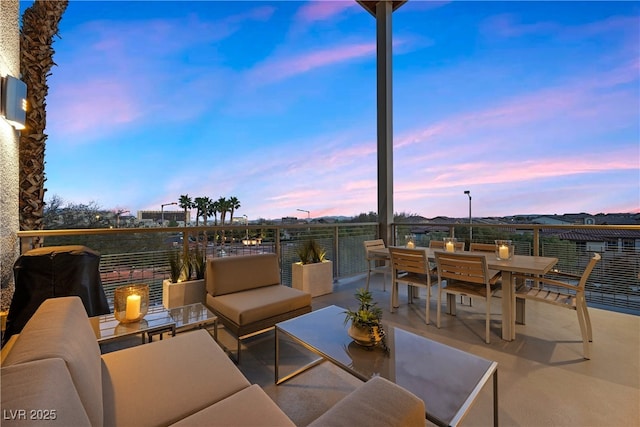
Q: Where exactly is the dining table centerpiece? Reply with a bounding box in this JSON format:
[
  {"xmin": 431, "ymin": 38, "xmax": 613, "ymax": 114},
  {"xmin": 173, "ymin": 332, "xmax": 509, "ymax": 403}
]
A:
[{"xmin": 344, "ymin": 288, "xmax": 386, "ymax": 348}]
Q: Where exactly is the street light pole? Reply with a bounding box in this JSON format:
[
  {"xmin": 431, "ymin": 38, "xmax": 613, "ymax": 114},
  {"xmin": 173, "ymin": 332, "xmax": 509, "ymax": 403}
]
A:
[
  {"xmin": 243, "ymin": 215, "xmax": 248, "ymax": 239},
  {"xmin": 464, "ymin": 190, "xmax": 472, "ymax": 242},
  {"xmin": 296, "ymin": 209, "xmax": 310, "ymax": 222},
  {"xmin": 161, "ymin": 202, "xmax": 177, "ymax": 227}
]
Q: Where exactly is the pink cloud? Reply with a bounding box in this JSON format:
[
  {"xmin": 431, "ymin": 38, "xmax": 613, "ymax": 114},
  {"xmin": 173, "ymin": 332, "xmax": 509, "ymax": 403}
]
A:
[
  {"xmin": 247, "ymin": 42, "xmax": 376, "ymax": 85},
  {"xmin": 295, "ymin": 1, "xmax": 358, "ymax": 24},
  {"xmin": 48, "ymin": 78, "xmax": 140, "ymax": 139}
]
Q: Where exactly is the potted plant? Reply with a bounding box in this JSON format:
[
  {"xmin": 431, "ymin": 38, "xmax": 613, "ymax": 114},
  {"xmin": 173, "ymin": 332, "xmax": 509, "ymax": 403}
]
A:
[
  {"xmin": 343, "ymin": 288, "xmax": 386, "ymax": 348},
  {"xmin": 292, "ymin": 239, "xmax": 333, "ymax": 297},
  {"xmin": 162, "ymin": 247, "xmax": 206, "ymax": 309}
]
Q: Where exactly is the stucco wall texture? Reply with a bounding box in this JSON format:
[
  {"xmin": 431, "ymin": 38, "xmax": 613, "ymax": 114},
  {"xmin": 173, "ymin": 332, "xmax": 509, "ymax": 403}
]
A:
[{"xmin": 1, "ymin": 0, "xmax": 21, "ymax": 310}]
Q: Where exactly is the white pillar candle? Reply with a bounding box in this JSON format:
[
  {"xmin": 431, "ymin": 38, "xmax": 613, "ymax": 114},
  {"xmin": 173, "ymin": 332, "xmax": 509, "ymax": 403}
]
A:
[
  {"xmin": 407, "ymin": 241, "xmax": 415, "ymax": 248},
  {"xmin": 499, "ymin": 245, "xmax": 510, "ymax": 259},
  {"xmin": 446, "ymin": 241, "xmax": 454, "ymax": 252},
  {"xmin": 125, "ymin": 294, "xmax": 141, "ymax": 320}
]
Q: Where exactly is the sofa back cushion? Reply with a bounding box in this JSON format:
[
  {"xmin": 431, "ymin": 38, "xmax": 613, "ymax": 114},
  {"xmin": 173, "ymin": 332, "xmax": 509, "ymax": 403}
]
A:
[
  {"xmin": 206, "ymin": 253, "xmax": 280, "ymax": 296},
  {"xmin": 2, "ymin": 297, "xmax": 104, "ymax": 427},
  {"xmin": 1, "ymin": 358, "xmax": 92, "ymax": 426}
]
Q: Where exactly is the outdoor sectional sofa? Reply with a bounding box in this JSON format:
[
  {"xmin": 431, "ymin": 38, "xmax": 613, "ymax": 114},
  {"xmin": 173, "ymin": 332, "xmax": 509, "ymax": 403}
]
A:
[{"xmin": 0, "ymin": 296, "xmax": 425, "ymax": 426}]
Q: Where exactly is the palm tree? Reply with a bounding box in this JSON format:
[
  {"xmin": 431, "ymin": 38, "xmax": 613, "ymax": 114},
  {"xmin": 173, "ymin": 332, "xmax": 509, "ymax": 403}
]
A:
[
  {"xmin": 178, "ymin": 194, "xmax": 193, "ymax": 226},
  {"xmin": 211, "ymin": 199, "xmax": 221, "ymax": 226},
  {"xmin": 19, "ymin": 0, "xmax": 69, "ymax": 241},
  {"xmin": 194, "ymin": 197, "xmax": 211, "ymax": 226},
  {"xmin": 228, "ymin": 196, "xmax": 241, "ymax": 224},
  {"xmin": 193, "ymin": 197, "xmax": 205, "ymax": 226},
  {"xmin": 217, "ymin": 197, "xmax": 228, "ymax": 225}
]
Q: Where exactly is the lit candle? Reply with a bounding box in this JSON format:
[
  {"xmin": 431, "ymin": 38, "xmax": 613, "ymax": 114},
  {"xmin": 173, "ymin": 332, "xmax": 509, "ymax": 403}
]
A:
[
  {"xmin": 445, "ymin": 241, "xmax": 454, "ymax": 252},
  {"xmin": 125, "ymin": 294, "xmax": 141, "ymax": 320},
  {"xmin": 407, "ymin": 241, "xmax": 415, "ymax": 248},
  {"xmin": 499, "ymin": 245, "xmax": 510, "ymax": 260}
]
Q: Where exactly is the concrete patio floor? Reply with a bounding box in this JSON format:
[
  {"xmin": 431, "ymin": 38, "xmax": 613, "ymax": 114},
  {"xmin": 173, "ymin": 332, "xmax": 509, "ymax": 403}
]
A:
[{"xmin": 218, "ymin": 274, "xmax": 640, "ymax": 427}]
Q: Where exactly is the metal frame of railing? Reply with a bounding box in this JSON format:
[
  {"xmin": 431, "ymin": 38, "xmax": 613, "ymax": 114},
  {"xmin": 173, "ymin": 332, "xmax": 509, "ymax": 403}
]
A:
[{"xmin": 16, "ymin": 222, "xmax": 640, "ymax": 315}]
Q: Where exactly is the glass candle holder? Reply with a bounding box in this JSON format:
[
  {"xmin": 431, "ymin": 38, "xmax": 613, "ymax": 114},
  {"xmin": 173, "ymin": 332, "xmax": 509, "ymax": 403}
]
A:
[
  {"xmin": 114, "ymin": 284, "xmax": 149, "ymax": 323},
  {"xmin": 443, "ymin": 237, "xmax": 458, "ymax": 252},
  {"xmin": 495, "ymin": 240, "xmax": 514, "ymax": 260},
  {"xmin": 405, "ymin": 234, "xmax": 415, "ymax": 248}
]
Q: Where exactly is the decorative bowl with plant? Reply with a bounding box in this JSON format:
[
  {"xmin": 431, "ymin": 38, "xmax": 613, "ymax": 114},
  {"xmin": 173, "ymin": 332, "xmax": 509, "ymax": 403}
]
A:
[{"xmin": 343, "ymin": 288, "xmax": 386, "ymax": 348}]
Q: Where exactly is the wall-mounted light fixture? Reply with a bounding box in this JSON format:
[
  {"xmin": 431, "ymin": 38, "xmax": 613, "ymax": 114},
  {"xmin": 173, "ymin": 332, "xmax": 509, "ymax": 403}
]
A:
[{"xmin": 1, "ymin": 75, "xmax": 27, "ymax": 130}]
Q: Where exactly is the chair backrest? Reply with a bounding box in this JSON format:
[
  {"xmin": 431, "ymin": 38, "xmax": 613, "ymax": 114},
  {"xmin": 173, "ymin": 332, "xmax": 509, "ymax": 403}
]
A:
[
  {"xmin": 578, "ymin": 253, "xmax": 602, "ymax": 289},
  {"xmin": 434, "ymin": 251, "xmax": 490, "ymax": 286},
  {"xmin": 364, "ymin": 239, "xmax": 386, "ymax": 259},
  {"xmin": 429, "ymin": 240, "xmax": 466, "ymax": 251},
  {"xmin": 389, "ymin": 247, "xmax": 429, "ymax": 275},
  {"xmin": 469, "ymin": 243, "xmax": 496, "ymax": 253}
]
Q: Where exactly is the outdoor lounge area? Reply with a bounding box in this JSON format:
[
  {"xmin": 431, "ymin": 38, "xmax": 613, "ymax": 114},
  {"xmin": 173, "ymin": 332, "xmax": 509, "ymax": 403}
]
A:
[
  {"xmin": 226, "ymin": 273, "xmax": 639, "ymax": 426},
  {"xmin": 91, "ymin": 271, "xmax": 639, "ymax": 426}
]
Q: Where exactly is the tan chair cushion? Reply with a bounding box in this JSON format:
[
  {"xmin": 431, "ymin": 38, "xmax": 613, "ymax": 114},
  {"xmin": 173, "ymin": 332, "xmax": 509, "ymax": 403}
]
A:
[
  {"xmin": 170, "ymin": 384, "xmax": 295, "ymax": 427},
  {"xmin": 308, "ymin": 376, "xmax": 425, "ymax": 427},
  {"xmin": 101, "ymin": 329, "xmax": 250, "ymax": 427},
  {"xmin": 1, "ymin": 358, "xmax": 91, "ymax": 426},
  {"xmin": 2, "ymin": 297, "xmax": 103, "ymax": 427},
  {"xmin": 208, "ymin": 285, "xmax": 311, "ymax": 326},
  {"xmin": 206, "ymin": 253, "xmax": 280, "ymax": 296}
]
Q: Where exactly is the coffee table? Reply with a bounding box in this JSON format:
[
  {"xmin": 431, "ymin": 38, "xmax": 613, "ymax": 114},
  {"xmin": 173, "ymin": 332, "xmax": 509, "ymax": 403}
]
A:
[
  {"xmin": 275, "ymin": 305, "xmax": 498, "ymax": 427},
  {"xmin": 168, "ymin": 303, "xmax": 218, "ymax": 341},
  {"xmin": 90, "ymin": 305, "xmax": 176, "ymax": 345}
]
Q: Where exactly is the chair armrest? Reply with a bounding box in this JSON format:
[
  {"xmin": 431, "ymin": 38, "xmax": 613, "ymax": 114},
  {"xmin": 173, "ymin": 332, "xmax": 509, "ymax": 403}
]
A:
[{"xmin": 513, "ymin": 274, "xmax": 580, "ymax": 292}]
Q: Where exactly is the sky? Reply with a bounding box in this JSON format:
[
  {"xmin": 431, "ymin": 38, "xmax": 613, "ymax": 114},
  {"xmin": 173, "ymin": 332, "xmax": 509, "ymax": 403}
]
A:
[{"xmin": 20, "ymin": 0, "xmax": 640, "ymax": 221}]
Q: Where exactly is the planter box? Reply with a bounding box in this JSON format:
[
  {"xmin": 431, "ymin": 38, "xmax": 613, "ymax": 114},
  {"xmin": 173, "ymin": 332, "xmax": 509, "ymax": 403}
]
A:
[
  {"xmin": 292, "ymin": 261, "xmax": 333, "ymax": 297},
  {"xmin": 162, "ymin": 279, "xmax": 205, "ymax": 309}
]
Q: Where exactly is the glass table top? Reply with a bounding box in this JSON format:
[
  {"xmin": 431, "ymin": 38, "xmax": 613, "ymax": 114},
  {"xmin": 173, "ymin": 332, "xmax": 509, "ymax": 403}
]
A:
[{"xmin": 276, "ymin": 305, "xmax": 497, "ymax": 427}]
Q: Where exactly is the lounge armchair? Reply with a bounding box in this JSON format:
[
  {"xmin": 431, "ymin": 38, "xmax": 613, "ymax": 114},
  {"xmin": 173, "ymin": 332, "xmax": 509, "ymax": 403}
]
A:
[{"xmin": 205, "ymin": 253, "xmax": 312, "ymax": 362}]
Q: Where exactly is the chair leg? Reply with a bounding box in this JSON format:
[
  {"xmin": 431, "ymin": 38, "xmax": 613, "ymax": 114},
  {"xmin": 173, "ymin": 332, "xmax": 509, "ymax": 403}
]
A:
[
  {"xmin": 485, "ymin": 298, "xmax": 491, "ymax": 344},
  {"xmin": 436, "ymin": 286, "xmax": 442, "ymax": 328},
  {"xmin": 425, "ymin": 286, "xmax": 430, "ymax": 325},
  {"xmin": 366, "ymin": 266, "xmax": 372, "ymax": 291},
  {"xmin": 576, "ymin": 301, "xmax": 591, "ymax": 359}
]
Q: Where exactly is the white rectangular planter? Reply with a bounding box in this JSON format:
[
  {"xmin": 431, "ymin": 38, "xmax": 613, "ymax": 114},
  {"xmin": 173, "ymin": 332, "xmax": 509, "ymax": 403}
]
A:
[
  {"xmin": 292, "ymin": 261, "xmax": 333, "ymax": 297},
  {"xmin": 162, "ymin": 279, "xmax": 205, "ymax": 309}
]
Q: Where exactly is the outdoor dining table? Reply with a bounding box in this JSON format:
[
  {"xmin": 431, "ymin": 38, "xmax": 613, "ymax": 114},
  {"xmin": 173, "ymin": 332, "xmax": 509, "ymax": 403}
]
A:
[{"xmin": 370, "ymin": 246, "xmax": 558, "ymax": 341}]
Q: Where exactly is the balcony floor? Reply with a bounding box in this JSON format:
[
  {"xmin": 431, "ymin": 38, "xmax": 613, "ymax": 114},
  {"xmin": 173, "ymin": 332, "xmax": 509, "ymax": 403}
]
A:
[{"xmin": 218, "ymin": 274, "xmax": 640, "ymax": 426}]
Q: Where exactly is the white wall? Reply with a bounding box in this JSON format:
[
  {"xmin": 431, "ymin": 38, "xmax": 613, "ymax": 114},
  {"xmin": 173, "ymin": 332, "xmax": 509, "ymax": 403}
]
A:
[{"xmin": 0, "ymin": 0, "xmax": 21, "ymax": 310}]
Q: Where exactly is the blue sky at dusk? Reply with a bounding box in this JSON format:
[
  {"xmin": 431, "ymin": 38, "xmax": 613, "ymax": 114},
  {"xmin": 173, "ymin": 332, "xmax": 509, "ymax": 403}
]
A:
[{"xmin": 21, "ymin": 1, "xmax": 639, "ymax": 220}]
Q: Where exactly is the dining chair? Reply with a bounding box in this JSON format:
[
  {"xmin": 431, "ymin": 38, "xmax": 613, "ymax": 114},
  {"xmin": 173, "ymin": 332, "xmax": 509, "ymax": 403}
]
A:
[
  {"xmin": 514, "ymin": 253, "xmax": 601, "ymax": 359},
  {"xmin": 435, "ymin": 251, "xmax": 502, "ymax": 343},
  {"xmin": 468, "ymin": 242, "xmax": 496, "ymax": 253},
  {"xmin": 388, "ymin": 247, "xmax": 434, "ymax": 325},
  {"xmin": 363, "ymin": 239, "xmax": 389, "ymax": 291},
  {"xmin": 432, "ymin": 240, "xmax": 469, "ymax": 306}
]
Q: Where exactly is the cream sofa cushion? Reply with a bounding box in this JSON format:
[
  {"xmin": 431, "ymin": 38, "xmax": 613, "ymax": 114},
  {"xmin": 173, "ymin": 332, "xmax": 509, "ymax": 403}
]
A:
[
  {"xmin": 308, "ymin": 376, "xmax": 426, "ymax": 427},
  {"xmin": 208, "ymin": 285, "xmax": 311, "ymax": 325},
  {"xmin": 2, "ymin": 297, "xmax": 103, "ymax": 427},
  {"xmin": 170, "ymin": 384, "xmax": 295, "ymax": 427},
  {"xmin": 1, "ymin": 358, "xmax": 91, "ymax": 426},
  {"xmin": 101, "ymin": 329, "xmax": 250, "ymax": 426},
  {"xmin": 206, "ymin": 253, "xmax": 280, "ymax": 296}
]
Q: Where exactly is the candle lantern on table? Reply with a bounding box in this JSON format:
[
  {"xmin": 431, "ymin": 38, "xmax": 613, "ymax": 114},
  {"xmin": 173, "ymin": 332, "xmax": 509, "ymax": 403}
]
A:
[
  {"xmin": 405, "ymin": 234, "xmax": 416, "ymax": 249},
  {"xmin": 114, "ymin": 284, "xmax": 149, "ymax": 323},
  {"xmin": 443, "ymin": 237, "xmax": 457, "ymax": 252},
  {"xmin": 495, "ymin": 240, "xmax": 514, "ymax": 260}
]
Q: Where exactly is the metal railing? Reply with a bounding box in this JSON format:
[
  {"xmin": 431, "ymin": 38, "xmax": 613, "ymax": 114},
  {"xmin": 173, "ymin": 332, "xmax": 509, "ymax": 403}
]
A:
[{"xmin": 16, "ymin": 222, "xmax": 640, "ymax": 315}]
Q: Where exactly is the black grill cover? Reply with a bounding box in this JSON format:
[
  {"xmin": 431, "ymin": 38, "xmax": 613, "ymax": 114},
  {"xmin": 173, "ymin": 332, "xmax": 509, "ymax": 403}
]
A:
[{"xmin": 3, "ymin": 245, "xmax": 110, "ymax": 345}]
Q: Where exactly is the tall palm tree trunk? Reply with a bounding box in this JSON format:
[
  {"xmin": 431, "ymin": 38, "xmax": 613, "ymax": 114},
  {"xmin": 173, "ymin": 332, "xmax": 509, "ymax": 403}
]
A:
[{"xmin": 19, "ymin": 0, "xmax": 68, "ymax": 245}]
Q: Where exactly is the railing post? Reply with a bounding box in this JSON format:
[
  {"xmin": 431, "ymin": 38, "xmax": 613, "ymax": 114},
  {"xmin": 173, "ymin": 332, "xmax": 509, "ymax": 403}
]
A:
[{"xmin": 333, "ymin": 226, "xmax": 339, "ymax": 282}]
